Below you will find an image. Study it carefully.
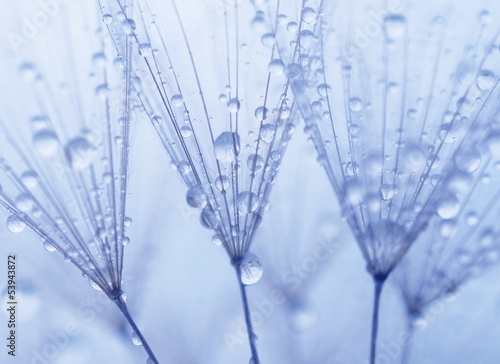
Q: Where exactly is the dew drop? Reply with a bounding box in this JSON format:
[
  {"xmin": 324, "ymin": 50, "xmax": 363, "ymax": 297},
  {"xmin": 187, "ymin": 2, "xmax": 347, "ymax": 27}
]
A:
[
  {"xmin": 379, "ymin": 184, "xmax": 396, "ymax": 201},
  {"xmin": 384, "ymin": 14, "xmax": 406, "ymax": 42},
  {"xmin": 301, "ymin": 7, "xmax": 317, "ymax": 24},
  {"xmin": 43, "ymin": 241, "xmax": 56, "ymax": 252},
  {"xmin": 65, "ymin": 137, "xmax": 98, "ymax": 171},
  {"xmin": 237, "ymin": 192, "xmax": 259, "ymax": 213},
  {"xmin": 348, "ymin": 97, "xmax": 363, "ymax": 112},
  {"xmin": 286, "ymin": 63, "xmax": 303, "ymax": 79},
  {"xmin": 239, "ymin": 252, "xmax": 263, "ymax": 285},
  {"xmin": 6, "ymin": 214, "xmax": 26, "ymax": 233},
  {"xmin": 102, "ymin": 13, "xmax": 113, "ymax": 24},
  {"xmin": 212, "ymin": 234, "xmax": 222, "ymax": 247},
  {"xmin": 477, "ymin": 70, "xmax": 496, "ymax": 91},
  {"xmin": 214, "ymin": 132, "xmax": 240, "ymax": 163},
  {"xmin": 16, "ymin": 194, "xmax": 34, "ymax": 213},
  {"xmin": 247, "ymin": 154, "xmax": 264, "ymax": 172},
  {"xmin": 180, "ymin": 126, "xmax": 192, "ymax": 138},
  {"xmin": 171, "ymin": 95, "xmax": 183, "ymax": 107},
  {"xmin": 259, "ymin": 124, "xmax": 276, "ymax": 144},
  {"xmin": 121, "ymin": 19, "xmax": 136, "ymax": 34},
  {"xmin": 227, "ymin": 98, "xmax": 240, "ymax": 113},
  {"xmin": 453, "ymin": 147, "xmax": 481, "ymax": 173},
  {"xmin": 268, "ymin": 59, "xmax": 285, "ymax": 75},
  {"xmin": 33, "ymin": 129, "xmax": 60, "ymax": 158},
  {"xmin": 124, "ymin": 217, "xmax": 132, "ymax": 227},
  {"xmin": 21, "ymin": 171, "xmax": 39, "ymax": 189},
  {"xmin": 437, "ymin": 195, "xmax": 460, "ymax": 219},
  {"xmin": 254, "ymin": 106, "xmax": 268, "ymax": 120},
  {"xmin": 131, "ymin": 331, "xmax": 142, "ymax": 346},
  {"xmin": 89, "ymin": 279, "xmax": 102, "ymax": 291},
  {"xmin": 486, "ymin": 131, "xmax": 500, "ymax": 158},
  {"xmin": 215, "ymin": 175, "xmax": 230, "ymax": 191},
  {"xmin": 186, "ymin": 185, "xmax": 208, "ymax": 209},
  {"xmin": 200, "ymin": 208, "xmax": 218, "ymax": 229}
]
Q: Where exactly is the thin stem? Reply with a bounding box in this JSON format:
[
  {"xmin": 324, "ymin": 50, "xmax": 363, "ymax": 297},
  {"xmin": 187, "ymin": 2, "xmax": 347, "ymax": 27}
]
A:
[
  {"xmin": 370, "ymin": 277, "xmax": 386, "ymax": 364},
  {"xmin": 401, "ymin": 315, "xmax": 416, "ymax": 364},
  {"xmin": 235, "ymin": 266, "xmax": 261, "ymax": 364},
  {"xmin": 114, "ymin": 295, "xmax": 159, "ymax": 364}
]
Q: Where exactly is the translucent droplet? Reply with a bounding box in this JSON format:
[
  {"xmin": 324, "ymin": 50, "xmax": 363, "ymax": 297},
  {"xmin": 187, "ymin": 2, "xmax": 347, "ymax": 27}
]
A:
[
  {"xmin": 65, "ymin": 137, "xmax": 97, "ymax": 171},
  {"xmin": 237, "ymin": 192, "xmax": 259, "ymax": 213},
  {"xmin": 437, "ymin": 195, "xmax": 460, "ymax": 219},
  {"xmin": 121, "ymin": 19, "xmax": 136, "ymax": 34},
  {"xmin": 384, "ymin": 15, "xmax": 406, "ymax": 42},
  {"xmin": 138, "ymin": 43, "xmax": 152, "ymax": 57},
  {"xmin": 286, "ymin": 63, "xmax": 302, "ymax": 79},
  {"xmin": 21, "ymin": 171, "xmax": 39, "ymax": 189},
  {"xmin": 212, "ymin": 234, "xmax": 222, "ymax": 246},
  {"xmin": 301, "ymin": 7, "xmax": 317, "ymax": 24},
  {"xmin": 486, "ymin": 131, "xmax": 500, "ymax": 158},
  {"xmin": 102, "ymin": 13, "xmax": 113, "ymax": 24},
  {"xmin": 348, "ymin": 97, "xmax": 363, "ymax": 112},
  {"xmin": 379, "ymin": 184, "xmax": 396, "ymax": 201},
  {"xmin": 477, "ymin": 70, "xmax": 496, "ymax": 91},
  {"xmin": 453, "ymin": 147, "xmax": 481, "ymax": 173},
  {"xmin": 215, "ymin": 175, "xmax": 230, "ymax": 191},
  {"xmin": 239, "ymin": 252, "xmax": 263, "ymax": 285},
  {"xmin": 438, "ymin": 219, "xmax": 457, "ymax": 238},
  {"xmin": 259, "ymin": 124, "xmax": 276, "ymax": 144},
  {"xmin": 254, "ymin": 106, "xmax": 268, "ymax": 120},
  {"xmin": 344, "ymin": 181, "xmax": 363, "ymax": 205},
  {"xmin": 43, "ymin": 241, "xmax": 56, "ymax": 252},
  {"xmin": 180, "ymin": 126, "xmax": 192, "ymax": 138},
  {"xmin": 227, "ymin": 98, "xmax": 240, "ymax": 113},
  {"xmin": 261, "ymin": 33, "xmax": 276, "ymax": 46},
  {"xmin": 465, "ymin": 211, "xmax": 479, "ymax": 226},
  {"xmin": 186, "ymin": 185, "xmax": 208, "ymax": 209},
  {"xmin": 124, "ymin": 217, "xmax": 132, "ymax": 227},
  {"xmin": 247, "ymin": 154, "xmax": 264, "ymax": 172},
  {"xmin": 171, "ymin": 95, "xmax": 183, "ymax": 107},
  {"xmin": 214, "ymin": 132, "xmax": 240, "ymax": 163},
  {"xmin": 268, "ymin": 59, "xmax": 285, "ymax": 75},
  {"xmin": 33, "ymin": 129, "xmax": 60, "ymax": 158},
  {"xmin": 131, "ymin": 331, "xmax": 142, "ymax": 346},
  {"xmin": 89, "ymin": 279, "xmax": 102, "ymax": 291},
  {"xmin": 287, "ymin": 21, "xmax": 298, "ymax": 33},
  {"xmin": 15, "ymin": 194, "xmax": 34, "ymax": 213},
  {"xmin": 200, "ymin": 208, "xmax": 218, "ymax": 229},
  {"xmin": 6, "ymin": 214, "xmax": 26, "ymax": 233}
]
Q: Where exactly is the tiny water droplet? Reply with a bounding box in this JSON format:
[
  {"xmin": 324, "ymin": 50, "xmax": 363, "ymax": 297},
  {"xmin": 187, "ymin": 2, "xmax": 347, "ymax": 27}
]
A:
[
  {"xmin": 131, "ymin": 331, "xmax": 142, "ymax": 346},
  {"xmin": 239, "ymin": 252, "xmax": 263, "ymax": 285}
]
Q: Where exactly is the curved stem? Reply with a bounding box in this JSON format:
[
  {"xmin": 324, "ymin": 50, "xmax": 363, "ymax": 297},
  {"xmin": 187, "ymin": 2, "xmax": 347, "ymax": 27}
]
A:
[
  {"xmin": 114, "ymin": 296, "xmax": 159, "ymax": 364},
  {"xmin": 370, "ymin": 278, "xmax": 386, "ymax": 364},
  {"xmin": 235, "ymin": 267, "xmax": 261, "ymax": 364}
]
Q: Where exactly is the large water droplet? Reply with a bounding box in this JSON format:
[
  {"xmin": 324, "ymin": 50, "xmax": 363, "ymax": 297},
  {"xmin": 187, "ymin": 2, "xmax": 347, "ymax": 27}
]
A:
[
  {"xmin": 437, "ymin": 195, "xmax": 460, "ymax": 219},
  {"xmin": 186, "ymin": 185, "xmax": 208, "ymax": 209},
  {"xmin": 476, "ymin": 70, "xmax": 496, "ymax": 91},
  {"xmin": 239, "ymin": 252, "xmax": 263, "ymax": 285},
  {"xmin": 227, "ymin": 98, "xmax": 240, "ymax": 113},
  {"xmin": 453, "ymin": 147, "xmax": 481, "ymax": 173},
  {"xmin": 237, "ymin": 192, "xmax": 259, "ymax": 213},
  {"xmin": 268, "ymin": 59, "xmax": 285, "ymax": 75},
  {"xmin": 6, "ymin": 214, "xmax": 26, "ymax": 233},
  {"xmin": 200, "ymin": 208, "xmax": 218, "ymax": 229},
  {"xmin": 33, "ymin": 129, "xmax": 60, "ymax": 158},
  {"xmin": 259, "ymin": 124, "xmax": 276, "ymax": 144},
  {"xmin": 65, "ymin": 137, "xmax": 97, "ymax": 171},
  {"xmin": 131, "ymin": 331, "xmax": 142, "ymax": 346},
  {"xmin": 21, "ymin": 171, "xmax": 39, "ymax": 189},
  {"xmin": 348, "ymin": 97, "xmax": 363, "ymax": 112},
  {"xmin": 247, "ymin": 154, "xmax": 264, "ymax": 172},
  {"xmin": 214, "ymin": 132, "xmax": 240, "ymax": 163},
  {"xmin": 301, "ymin": 7, "xmax": 317, "ymax": 24},
  {"xmin": 384, "ymin": 15, "xmax": 406, "ymax": 42}
]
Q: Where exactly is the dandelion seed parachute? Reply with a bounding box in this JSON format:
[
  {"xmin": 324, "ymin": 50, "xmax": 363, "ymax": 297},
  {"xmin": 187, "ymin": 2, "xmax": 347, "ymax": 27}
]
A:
[
  {"xmin": 291, "ymin": 0, "xmax": 500, "ymax": 362},
  {"xmin": 0, "ymin": 2, "xmax": 158, "ymax": 362}
]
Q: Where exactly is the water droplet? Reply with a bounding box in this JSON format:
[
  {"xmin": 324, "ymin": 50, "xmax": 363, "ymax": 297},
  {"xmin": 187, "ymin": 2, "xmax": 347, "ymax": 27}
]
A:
[
  {"xmin": 437, "ymin": 195, "xmax": 460, "ymax": 219},
  {"xmin": 384, "ymin": 15, "xmax": 406, "ymax": 42},
  {"xmin": 138, "ymin": 43, "xmax": 152, "ymax": 57},
  {"xmin": 33, "ymin": 129, "xmax": 60, "ymax": 158},
  {"xmin": 131, "ymin": 331, "xmax": 142, "ymax": 346},
  {"xmin": 214, "ymin": 132, "xmax": 240, "ymax": 163},
  {"xmin": 237, "ymin": 192, "xmax": 259, "ymax": 213},
  {"xmin": 121, "ymin": 18, "xmax": 136, "ymax": 34},
  {"xmin": 180, "ymin": 126, "xmax": 192, "ymax": 138},
  {"xmin": 301, "ymin": 7, "xmax": 317, "ymax": 24},
  {"xmin": 186, "ymin": 185, "xmax": 208, "ymax": 209},
  {"xmin": 227, "ymin": 98, "xmax": 240, "ymax": 113},
  {"xmin": 438, "ymin": 219, "xmax": 457, "ymax": 238},
  {"xmin": 344, "ymin": 181, "xmax": 363, "ymax": 205},
  {"xmin": 379, "ymin": 184, "xmax": 396, "ymax": 201},
  {"xmin": 453, "ymin": 147, "xmax": 481, "ymax": 173},
  {"xmin": 212, "ymin": 234, "xmax": 222, "ymax": 247},
  {"xmin": 254, "ymin": 106, "xmax": 268, "ymax": 120},
  {"xmin": 200, "ymin": 208, "xmax": 218, "ymax": 229},
  {"xmin": 259, "ymin": 124, "xmax": 276, "ymax": 144},
  {"xmin": 43, "ymin": 241, "xmax": 56, "ymax": 252},
  {"xmin": 287, "ymin": 21, "xmax": 298, "ymax": 33},
  {"xmin": 261, "ymin": 33, "xmax": 276, "ymax": 46},
  {"xmin": 348, "ymin": 97, "xmax": 363, "ymax": 112},
  {"xmin": 171, "ymin": 95, "xmax": 183, "ymax": 107},
  {"xmin": 6, "ymin": 214, "xmax": 26, "ymax": 233},
  {"xmin": 465, "ymin": 211, "xmax": 479, "ymax": 226},
  {"xmin": 239, "ymin": 252, "xmax": 263, "ymax": 285},
  {"xmin": 121, "ymin": 236, "xmax": 130, "ymax": 247},
  {"xmin": 299, "ymin": 30, "xmax": 318, "ymax": 49},
  {"xmin": 21, "ymin": 171, "xmax": 39, "ymax": 189},
  {"xmin": 476, "ymin": 70, "xmax": 496, "ymax": 91},
  {"xmin": 102, "ymin": 13, "xmax": 113, "ymax": 24},
  {"xmin": 268, "ymin": 59, "xmax": 285, "ymax": 75},
  {"xmin": 89, "ymin": 279, "xmax": 102, "ymax": 291},
  {"xmin": 247, "ymin": 154, "xmax": 264, "ymax": 172},
  {"xmin": 65, "ymin": 137, "xmax": 97, "ymax": 171},
  {"xmin": 15, "ymin": 194, "xmax": 34, "ymax": 213},
  {"xmin": 486, "ymin": 131, "xmax": 500, "ymax": 158},
  {"xmin": 215, "ymin": 175, "xmax": 230, "ymax": 191},
  {"xmin": 286, "ymin": 63, "xmax": 302, "ymax": 79}
]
